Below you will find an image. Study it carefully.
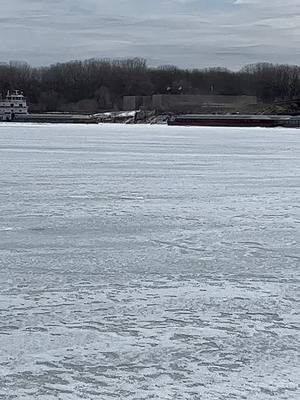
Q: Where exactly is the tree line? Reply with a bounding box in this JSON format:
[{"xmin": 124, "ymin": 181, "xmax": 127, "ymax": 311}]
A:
[{"xmin": 1, "ymin": 58, "xmax": 300, "ymax": 112}]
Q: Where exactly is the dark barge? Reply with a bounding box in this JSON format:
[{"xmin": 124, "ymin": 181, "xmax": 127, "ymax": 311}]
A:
[
  {"xmin": 168, "ymin": 114, "xmax": 300, "ymax": 128},
  {"xmin": 14, "ymin": 113, "xmax": 97, "ymax": 124}
]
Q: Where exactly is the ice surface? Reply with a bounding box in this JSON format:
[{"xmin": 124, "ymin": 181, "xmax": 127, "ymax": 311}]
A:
[{"xmin": 0, "ymin": 123, "xmax": 299, "ymax": 399}]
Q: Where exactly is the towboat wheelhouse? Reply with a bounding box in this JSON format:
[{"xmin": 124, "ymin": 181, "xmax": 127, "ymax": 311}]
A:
[{"xmin": 0, "ymin": 90, "xmax": 28, "ymax": 121}]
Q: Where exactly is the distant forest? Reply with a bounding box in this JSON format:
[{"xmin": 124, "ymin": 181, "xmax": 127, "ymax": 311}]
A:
[{"xmin": 1, "ymin": 58, "xmax": 300, "ymax": 112}]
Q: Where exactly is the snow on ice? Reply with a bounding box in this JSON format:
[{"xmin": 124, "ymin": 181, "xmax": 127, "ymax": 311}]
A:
[{"xmin": 0, "ymin": 123, "xmax": 299, "ymax": 399}]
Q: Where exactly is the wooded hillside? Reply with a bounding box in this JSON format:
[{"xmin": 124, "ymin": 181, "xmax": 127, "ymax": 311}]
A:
[{"xmin": 1, "ymin": 59, "xmax": 300, "ymax": 112}]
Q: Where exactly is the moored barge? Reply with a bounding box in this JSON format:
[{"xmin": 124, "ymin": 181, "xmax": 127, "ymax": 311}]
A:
[{"xmin": 168, "ymin": 114, "xmax": 300, "ymax": 128}]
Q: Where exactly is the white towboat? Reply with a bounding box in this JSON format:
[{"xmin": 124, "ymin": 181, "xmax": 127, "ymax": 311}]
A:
[{"xmin": 0, "ymin": 90, "xmax": 28, "ymax": 121}]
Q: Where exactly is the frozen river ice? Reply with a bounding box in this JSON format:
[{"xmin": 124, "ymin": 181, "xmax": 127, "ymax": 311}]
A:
[{"xmin": 0, "ymin": 123, "xmax": 299, "ymax": 399}]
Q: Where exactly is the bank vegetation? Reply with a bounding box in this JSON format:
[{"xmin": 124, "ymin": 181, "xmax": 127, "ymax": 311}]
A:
[{"xmin": 1, "ymin": 58, "xmax": 300, "ymax": 112}]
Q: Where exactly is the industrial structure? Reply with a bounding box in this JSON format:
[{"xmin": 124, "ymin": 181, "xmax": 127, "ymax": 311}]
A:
[{"xmin": 123, "ymin": 94, "xmax": 258, "ymax": 113}]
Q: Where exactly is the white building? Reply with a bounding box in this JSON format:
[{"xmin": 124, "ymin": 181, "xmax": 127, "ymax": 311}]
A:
[{"xmin": 0, "ymin": 90, "xmax": 28, "ymax": 121}]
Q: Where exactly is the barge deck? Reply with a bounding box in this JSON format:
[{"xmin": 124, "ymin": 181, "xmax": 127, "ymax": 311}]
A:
[{"xmin": 168, "ymin": 114, "xmax": 300, "ymax": 128}]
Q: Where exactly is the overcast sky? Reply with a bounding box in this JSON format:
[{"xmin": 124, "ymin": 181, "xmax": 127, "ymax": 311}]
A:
[{"xmin": 1, "ymin": 0, "xmax": 300, "ymax": 69}]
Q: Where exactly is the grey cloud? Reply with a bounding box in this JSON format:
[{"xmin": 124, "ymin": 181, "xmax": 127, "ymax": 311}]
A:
[{"xmin": 0, "ymin": 0, "xmax": 299, "ymax": 68}]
